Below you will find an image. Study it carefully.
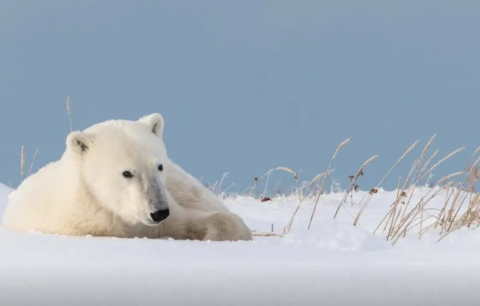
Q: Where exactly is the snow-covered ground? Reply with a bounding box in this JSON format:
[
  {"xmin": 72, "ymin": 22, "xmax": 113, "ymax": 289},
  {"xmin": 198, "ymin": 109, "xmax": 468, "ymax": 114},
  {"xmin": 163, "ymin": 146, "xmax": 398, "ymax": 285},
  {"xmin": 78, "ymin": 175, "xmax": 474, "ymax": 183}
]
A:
[{"xmin": 1, "ymin": 183, "xmax": 480, "ymax": 306}]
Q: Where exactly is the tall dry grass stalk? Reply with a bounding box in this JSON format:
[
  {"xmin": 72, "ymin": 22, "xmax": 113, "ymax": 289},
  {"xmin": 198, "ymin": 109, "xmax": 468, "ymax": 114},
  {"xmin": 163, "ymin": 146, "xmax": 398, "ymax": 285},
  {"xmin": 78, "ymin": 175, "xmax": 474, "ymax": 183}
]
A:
[
  {"xmin": 268, "ymin": 167, "xmax": 299, "ymax": 202},
  {"xmin": 254, "ymin": 167, "xmax": 300, "ymax": 235},
  {"xmin": 212, "ymin": 172, "xmax": 229, "ymax": 195},
  {"xmin": 27, "ymin": 148, "xmax": 39, "ymax": 177},
  {"xmin": 249, "ymin": 167, "xmax": 299, "ymax": 200},
  {"xmin": 307, "ymin": 137, "xmax": 351, "ymax": 229},
  {"xmin": 284, "ymin": 171, "xmax": 331, "ymax": 234},
  {"xmin": 418, "ymin": 147, "xmax": 465, "ymax": 183},
  {"xmin": 373, "ymin": 178, "xmax": 403, "ymax": 235},
  {"xmin": 436, "ymin": 171, "xmax": 465, "ymax": 185},
  {"xmin": 398, "ymin": 135, "xmax": 440, "ymax": 215},
  {"xmin": 353, "ymin": 139, "xmax": 420, "ymax": 226},
  {"xmin": 333, "ymin": 155, "xmax": 379, "ymax": 220},
  {"xmin": 67, "ymin": 96, "xmax": 73, "ymax": 132},
  {"xmin": 20, "ymin": 145, "xmax": 25, "ymax": 181},
  {"xmin": 410, "ymin": 134, "xmax": 437, "ymax": 183},
  {"xmin": 248, "ymin": 177, "xmax": 261, "ymax": 197}
]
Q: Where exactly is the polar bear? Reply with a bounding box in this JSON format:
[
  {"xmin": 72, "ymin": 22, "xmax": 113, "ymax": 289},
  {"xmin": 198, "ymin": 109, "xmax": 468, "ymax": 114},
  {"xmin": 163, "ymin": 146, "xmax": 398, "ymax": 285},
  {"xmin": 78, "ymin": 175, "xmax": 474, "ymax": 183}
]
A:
[{"xmin": 1, "ymin": 113, "xmax": 252, "ymax": 241}]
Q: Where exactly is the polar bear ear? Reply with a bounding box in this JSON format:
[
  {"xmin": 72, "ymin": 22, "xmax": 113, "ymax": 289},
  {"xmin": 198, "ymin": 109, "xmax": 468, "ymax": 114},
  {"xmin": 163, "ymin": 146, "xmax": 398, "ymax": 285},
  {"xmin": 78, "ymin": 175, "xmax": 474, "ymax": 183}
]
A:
[
  {"xmin": 139, "ymin": 113, "xmax": 164, "ymax": 138},
  {"xmin": 67, "ymin": 132, "xmax": 95, "ymax": 155}
]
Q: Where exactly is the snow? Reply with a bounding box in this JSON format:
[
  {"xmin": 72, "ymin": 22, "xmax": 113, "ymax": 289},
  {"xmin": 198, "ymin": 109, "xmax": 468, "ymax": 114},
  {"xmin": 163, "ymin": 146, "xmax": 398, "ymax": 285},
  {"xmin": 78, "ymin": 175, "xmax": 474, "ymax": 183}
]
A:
[{"xmin": 1, "ymin": 183, "xmax": 480, "ymax": 305}]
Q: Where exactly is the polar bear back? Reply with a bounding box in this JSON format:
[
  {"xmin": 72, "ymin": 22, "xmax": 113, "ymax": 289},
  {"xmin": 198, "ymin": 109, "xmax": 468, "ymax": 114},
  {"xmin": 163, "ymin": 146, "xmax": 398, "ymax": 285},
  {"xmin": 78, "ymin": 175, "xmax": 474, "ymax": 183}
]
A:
[
  {"xmin": 166, "ymin": 161, "xmax": 228, "ymax": 213},
  {"xmin": 1, "ymin": 159, "xmax": 75, "ymax": 233}
]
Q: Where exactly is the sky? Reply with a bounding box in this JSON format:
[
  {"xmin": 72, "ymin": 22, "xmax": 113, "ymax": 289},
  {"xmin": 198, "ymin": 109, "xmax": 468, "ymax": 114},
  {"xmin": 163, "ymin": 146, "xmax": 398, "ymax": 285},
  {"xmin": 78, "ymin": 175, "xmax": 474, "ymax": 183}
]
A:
[{"xmin": 1, "ymin": 1, "xmax": 479, "ymax": 193}]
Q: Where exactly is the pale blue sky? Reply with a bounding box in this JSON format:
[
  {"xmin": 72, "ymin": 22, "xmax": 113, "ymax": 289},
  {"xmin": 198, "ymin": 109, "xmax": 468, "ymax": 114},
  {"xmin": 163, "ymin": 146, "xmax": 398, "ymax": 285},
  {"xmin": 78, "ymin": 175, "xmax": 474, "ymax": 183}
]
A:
[{"xmin": 1, "ymin": 1, "xmax": 479, "ymax": 193}]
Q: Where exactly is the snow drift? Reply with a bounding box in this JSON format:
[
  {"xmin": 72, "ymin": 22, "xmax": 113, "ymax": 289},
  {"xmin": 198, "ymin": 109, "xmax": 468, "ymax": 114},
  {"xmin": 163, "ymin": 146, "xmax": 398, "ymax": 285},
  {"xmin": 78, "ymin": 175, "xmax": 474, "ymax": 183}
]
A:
[{"xmin": 1, "ymin": 183, "xmax": 480, "ymax": 306}]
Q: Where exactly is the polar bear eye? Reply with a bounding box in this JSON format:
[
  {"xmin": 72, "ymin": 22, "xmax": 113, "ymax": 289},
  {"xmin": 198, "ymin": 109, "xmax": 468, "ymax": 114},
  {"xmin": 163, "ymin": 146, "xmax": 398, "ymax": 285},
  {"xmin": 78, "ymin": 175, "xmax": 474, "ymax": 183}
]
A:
[
  {"xmin": 158, "ymin": 164, "xmax": 163, "ymax": 172},
  {"xmin": 122, "ymin": 171, "xmax": 134, "ymax": 178}
]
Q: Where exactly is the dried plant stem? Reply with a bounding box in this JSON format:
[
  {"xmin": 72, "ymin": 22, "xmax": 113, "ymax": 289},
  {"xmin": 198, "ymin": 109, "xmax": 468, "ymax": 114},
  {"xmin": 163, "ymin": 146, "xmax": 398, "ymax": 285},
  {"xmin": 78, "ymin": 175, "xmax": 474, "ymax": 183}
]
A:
[
  {"xmin": 465, "ymin": 194, "xmax": 480, "ymax": 228},
  {"xmin": 373, "ymin": 204, "xmax": 396, "ymax": 235},
  {"xmin": 444, "ymin": 157, "xmax": 480, "ymax": 233},
  {"xmin": 27, "ymin": 148, "xmax": 39, "ymax": 177},
  {"xmin": 391, "ymin": 184, "xmax": 452, "ymax": 244},
  {"xmin": 384, "ymin": 163, "xmax": 420, "ymax": 241},
  {"xmin": 20, "ymin": 146, "xmax": 25, "ymax": 181},
  {"xmin": 67, "ymin": 96, "xmax": 73, "ymax": 132},
  {"xmin": 354, "ymin": 140, "xmax": 419, "ymax": 226},
  {"xmin": 398, "ymin": 147, "xmax": 464, "ymax": 229},
  {"xmin": 418, "ymin": 149, "xmax": 439, "ymax": 181},
  {"xmin": 333, "ymin": 155, "xmax": 379, "ymax": 220},
  {"xmin": 251, "ymin": 231, "xmax": 283, "ymax": 237},
  {"xmin": 248, "ymin": 178, "xmax": 260, "ymax": 197},
  {"xmin": 418, "ymin": 147, "xmax": 465, "ymax": 183},
  {"xmin": 410, "ymin": 134, "xmax": 437, "ymax": 184},
  {"xmin": 397, "ymin": 136, "xmax": 441, "ymax": 221},
  {"xmin": 213, "ymin": 172, "xmax": 229, "ymax": 195},
  {"xmin": 248, "ymin": 167, "xmax": 297, "ymax": 235},
  {"xmin": 373, "ymin": 178, "xmax": 402, "ymax": 235},
  {"xmin": 437, "ymin": 172, "xmax": 464, "ymax": 185},
  {"xmin": 308, "ymin": 138, "xmax": 351, "ymax": 229},
  {"xmin": 391, "ymin": 160, "xmax": 420, "ymax": 230},
  {"xmin": 436, "ymin": 148, "xmax": 480, "ymax": 233},
  {"xmin": 433, "ymin": 147, "xmax": 480, "ymax": 231},
  {"xmin": 388, "ymin": 202, "xmax": 404, "ymax": 239}
]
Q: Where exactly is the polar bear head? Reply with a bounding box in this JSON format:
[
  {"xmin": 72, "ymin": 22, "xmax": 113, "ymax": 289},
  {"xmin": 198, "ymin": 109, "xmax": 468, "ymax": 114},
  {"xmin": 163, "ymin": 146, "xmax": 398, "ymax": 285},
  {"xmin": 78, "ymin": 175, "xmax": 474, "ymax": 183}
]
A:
[{"xmin": 66, "ymin": 113, "xmax": 171, "ymax": 226}]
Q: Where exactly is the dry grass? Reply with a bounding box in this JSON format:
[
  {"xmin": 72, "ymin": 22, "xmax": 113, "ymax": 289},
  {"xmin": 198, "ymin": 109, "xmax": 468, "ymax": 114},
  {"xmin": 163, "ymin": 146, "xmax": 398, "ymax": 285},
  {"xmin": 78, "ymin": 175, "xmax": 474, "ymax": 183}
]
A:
[
  {"xmin": 363, "ymin": 141, "xmax": 470, "ymax": 244},
  {"xmin": 353, "ymin": 139, "xmax": 420, "ymax": 226},
  {"xmin": 333, "ymin": 155, "xmax": 379, "ymax": 220},
  {"xmin": 308, "ymin": 137, "xmax": 351, "ymax": 230},
  {"xmin": 251, "ymin": 167, "xmax": 300, "ymax": 234},
  {"xmin": 18, "ymin": 146, "xmax": 40, "ymax": 183},
  {"xmin": 27, "ymin": 148, "xmax": 39, "ymax": 177},
  {"xmin": 251, "ymin": 231, "xmax": 282, "ymax": 237},
  {"xmin": 67, "ymin": 96, "xmax": 73, "ymax": 132},
  {"xmin": 233, "ymin": 134, "xmax": 480, "ymax": 245},
  {"xmin": 20, "ymin": 145, "xmax": 25, "ymax": 182}
]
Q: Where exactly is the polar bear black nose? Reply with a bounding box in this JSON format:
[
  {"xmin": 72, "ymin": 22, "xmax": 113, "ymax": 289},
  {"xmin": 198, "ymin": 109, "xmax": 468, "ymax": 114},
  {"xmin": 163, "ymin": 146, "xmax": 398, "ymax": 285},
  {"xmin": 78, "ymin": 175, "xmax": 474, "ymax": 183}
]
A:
[{"xmin": 150, "ymin": 209, "xmax": 170, "ymax": 223}]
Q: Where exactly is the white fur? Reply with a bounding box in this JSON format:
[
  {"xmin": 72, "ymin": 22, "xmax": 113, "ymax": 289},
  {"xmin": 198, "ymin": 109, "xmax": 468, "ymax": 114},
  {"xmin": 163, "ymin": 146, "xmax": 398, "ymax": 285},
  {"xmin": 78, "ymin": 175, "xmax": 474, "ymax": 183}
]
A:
[{"xmin": 1, "ymin": 114, "xmax": 252, "ymax": 241}]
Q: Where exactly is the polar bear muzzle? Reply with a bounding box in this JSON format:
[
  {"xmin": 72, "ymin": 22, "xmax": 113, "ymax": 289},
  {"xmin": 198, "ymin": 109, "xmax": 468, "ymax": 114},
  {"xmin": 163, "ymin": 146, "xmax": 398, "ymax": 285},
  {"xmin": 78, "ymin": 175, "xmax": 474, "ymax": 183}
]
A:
[
  {"xmin": 150, "ymin": 208, "xmax": 170, "ymax": 223},
  {"xmin": 141, "ymin": 178, "xmax": 171, "ymax": 225}
]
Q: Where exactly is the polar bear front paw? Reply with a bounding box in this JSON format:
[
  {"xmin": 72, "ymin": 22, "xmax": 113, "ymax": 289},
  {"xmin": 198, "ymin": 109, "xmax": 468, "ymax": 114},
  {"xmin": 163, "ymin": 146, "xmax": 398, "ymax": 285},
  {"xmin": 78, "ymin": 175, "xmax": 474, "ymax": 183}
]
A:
[{"xmin": 199, "ymin": 212, "xmax": 252, "ymax": 242}]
